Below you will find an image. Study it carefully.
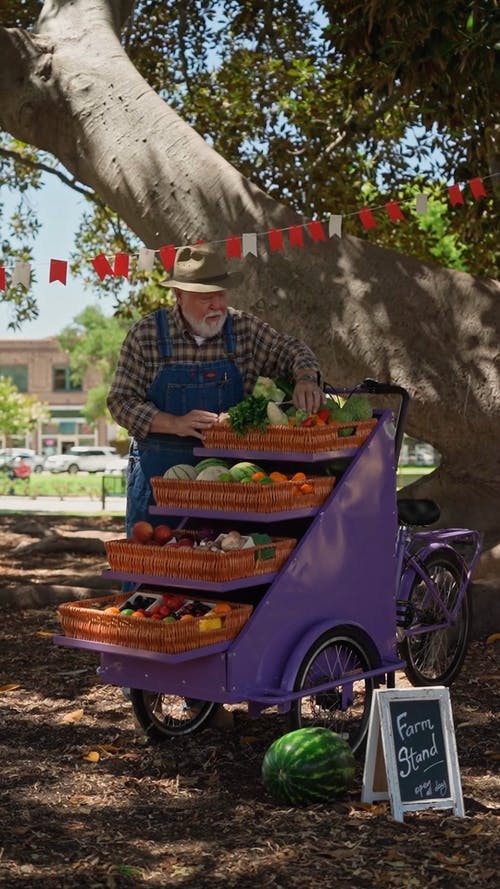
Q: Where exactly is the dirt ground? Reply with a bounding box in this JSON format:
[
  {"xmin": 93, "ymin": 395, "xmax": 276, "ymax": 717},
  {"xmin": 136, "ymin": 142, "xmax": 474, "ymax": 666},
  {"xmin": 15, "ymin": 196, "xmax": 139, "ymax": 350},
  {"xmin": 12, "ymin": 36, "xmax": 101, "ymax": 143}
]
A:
[{"xmin": 0, "ymin": 514, "xmax": 498, "ymax": 889}]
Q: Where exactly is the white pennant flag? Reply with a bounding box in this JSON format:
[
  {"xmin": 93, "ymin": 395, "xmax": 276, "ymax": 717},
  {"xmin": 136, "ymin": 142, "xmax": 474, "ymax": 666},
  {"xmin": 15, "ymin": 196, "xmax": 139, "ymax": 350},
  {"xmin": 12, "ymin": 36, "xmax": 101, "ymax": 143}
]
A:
[
  {"xmin": 242, "ymin": 233, "xmax": 258, "ymax": 256},
  {"xmin": 328, "ymin": 215, "xmax": 343, "ymax": 238},
  {"xmin": 416, "ymin": 194, "xmax": 428, "ymax": 215},
  {"xmin": 136, "ymin": 248, "xmax": 156, "ymax": 272},
  {"xmin": 12, "ymin": 261, "xmax": 31, "ymax": 288}
]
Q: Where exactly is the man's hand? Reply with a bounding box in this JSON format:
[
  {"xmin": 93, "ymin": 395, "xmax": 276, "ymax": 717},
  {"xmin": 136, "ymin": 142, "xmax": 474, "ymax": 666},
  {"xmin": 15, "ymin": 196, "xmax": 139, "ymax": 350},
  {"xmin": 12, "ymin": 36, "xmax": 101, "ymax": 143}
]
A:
[
  {"xmin": 293, "ymin": 379, "xmax": 323, "ymax": 414},
  {"xmin": 170, "ymin": 410, "xmax": 219, "ymax": 439}
]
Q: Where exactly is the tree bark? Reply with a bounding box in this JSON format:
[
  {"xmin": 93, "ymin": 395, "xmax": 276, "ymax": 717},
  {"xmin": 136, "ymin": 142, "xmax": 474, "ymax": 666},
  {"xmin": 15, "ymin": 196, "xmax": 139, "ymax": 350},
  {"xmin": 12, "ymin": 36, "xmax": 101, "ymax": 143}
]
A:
[{"xmin": 0, "ymin": 0, "xmax": 499, "ymax": 546}]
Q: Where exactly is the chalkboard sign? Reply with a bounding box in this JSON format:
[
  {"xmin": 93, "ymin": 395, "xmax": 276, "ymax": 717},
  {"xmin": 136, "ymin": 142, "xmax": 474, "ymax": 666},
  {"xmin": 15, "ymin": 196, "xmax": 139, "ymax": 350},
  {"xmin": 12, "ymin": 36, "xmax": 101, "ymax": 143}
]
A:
[{"xmin": 361, "ymin": 687, "xmax": 464, "ymax": 821}]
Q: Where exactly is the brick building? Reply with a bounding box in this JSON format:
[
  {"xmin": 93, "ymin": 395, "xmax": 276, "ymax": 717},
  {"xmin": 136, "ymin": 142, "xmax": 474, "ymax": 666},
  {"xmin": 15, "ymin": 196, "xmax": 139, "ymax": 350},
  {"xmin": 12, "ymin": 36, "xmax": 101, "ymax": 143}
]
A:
[{"xmin": 0, "ymin": 337, "xmax": 116, "ymax": 456}]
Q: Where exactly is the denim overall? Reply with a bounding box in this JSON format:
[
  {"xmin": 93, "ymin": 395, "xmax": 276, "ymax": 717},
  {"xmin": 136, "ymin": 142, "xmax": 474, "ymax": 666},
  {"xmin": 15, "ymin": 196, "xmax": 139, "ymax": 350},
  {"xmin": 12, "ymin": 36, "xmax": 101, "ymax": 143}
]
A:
[{"xmin": 126, "ymin": 309, "xmax": 245, "ymax": 535}]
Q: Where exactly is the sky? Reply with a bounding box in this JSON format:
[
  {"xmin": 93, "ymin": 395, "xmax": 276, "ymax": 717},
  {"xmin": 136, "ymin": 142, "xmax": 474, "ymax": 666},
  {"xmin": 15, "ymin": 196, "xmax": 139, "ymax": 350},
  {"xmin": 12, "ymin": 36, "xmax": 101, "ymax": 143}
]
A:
[{"xmin": 1, "ymin": 175, "xmax": 118, "ymax": 339}]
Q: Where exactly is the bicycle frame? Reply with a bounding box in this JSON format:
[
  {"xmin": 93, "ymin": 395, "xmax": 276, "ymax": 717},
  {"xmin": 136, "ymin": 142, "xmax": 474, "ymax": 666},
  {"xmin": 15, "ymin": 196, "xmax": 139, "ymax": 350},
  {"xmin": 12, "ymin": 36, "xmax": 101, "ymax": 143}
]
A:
[{"xmin": 396, "ymin": 526, "xmax": 482, "ymax": 638}]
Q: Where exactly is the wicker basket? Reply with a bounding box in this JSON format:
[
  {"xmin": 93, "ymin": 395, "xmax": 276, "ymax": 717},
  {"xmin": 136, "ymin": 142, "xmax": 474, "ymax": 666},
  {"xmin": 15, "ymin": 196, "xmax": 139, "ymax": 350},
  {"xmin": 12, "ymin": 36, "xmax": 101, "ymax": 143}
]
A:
[
  {"xmin": 58, "ymin": 594, "xmax": 253, "ymax": 654},
  {"xmin": 105, "ymin": 536, "xmax": 297, "ymax": 582},
  {"xmin": 151, "ymin": 475, "xmax": 335, "ymax": 513},
  {"xmin": 202, "ymin": 418, "xmax": 377, "ymax": 453}
]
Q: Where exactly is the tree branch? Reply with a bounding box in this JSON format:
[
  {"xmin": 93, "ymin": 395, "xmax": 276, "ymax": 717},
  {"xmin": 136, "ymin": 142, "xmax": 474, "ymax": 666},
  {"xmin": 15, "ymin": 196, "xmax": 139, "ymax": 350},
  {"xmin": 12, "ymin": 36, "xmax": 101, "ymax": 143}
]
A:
[{"xmin": 0, "ymin": 145, "xmax": 101, "ymax": 203}]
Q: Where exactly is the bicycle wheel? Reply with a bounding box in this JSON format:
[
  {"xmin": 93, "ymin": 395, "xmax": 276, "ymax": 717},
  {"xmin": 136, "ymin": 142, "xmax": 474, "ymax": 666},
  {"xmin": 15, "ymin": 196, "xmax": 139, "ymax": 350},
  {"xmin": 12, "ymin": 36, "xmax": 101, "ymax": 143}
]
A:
[
  {"xmin": 399, "ymin": 549, "xmax": 470, "ymax": 686},
  {"xmin": 287, "ymin": 631, "xmax": 374, "ymax": 754},
  {"xmin": 129, "ymin": 689, "xmax": 219, "ymax": 740}
]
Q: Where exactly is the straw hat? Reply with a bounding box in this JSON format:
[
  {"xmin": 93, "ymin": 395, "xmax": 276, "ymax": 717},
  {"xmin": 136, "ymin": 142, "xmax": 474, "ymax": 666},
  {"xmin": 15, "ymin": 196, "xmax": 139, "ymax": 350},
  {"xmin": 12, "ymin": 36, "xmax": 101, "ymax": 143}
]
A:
[{"xmin": 162, "ymin": 243, "xmax": 241, "ymax": 292}]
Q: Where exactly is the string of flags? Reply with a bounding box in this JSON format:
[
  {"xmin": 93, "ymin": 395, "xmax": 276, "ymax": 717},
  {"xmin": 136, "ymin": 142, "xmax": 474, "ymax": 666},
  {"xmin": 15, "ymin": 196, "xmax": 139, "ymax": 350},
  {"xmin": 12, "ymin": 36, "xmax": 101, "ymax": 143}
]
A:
[{"xmin": 0, "ymin": 173, "xmax": 494, "ymax": 292}]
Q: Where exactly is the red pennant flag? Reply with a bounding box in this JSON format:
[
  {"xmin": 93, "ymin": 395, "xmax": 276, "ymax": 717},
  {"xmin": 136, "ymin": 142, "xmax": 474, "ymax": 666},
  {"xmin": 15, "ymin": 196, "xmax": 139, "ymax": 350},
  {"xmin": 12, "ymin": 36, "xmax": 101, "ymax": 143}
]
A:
[
  {"xmin": 385, "ymin": 201, "xmax": 405, "ymax": 223},
  {"xmin": 268, "ymin": 229, "xmax": 284, "ymax": 252},
  {"xmin": 288, "ymin": 225, "xmax": 305, "ymax": 248},
  {"xmin": 0, "ymin": 267, "xmax": 5, "ymax": 291},
  {"xmin": 49, "ymin": 259, "xmax": 68, "ymax": 284},
  {"xmin": 159, "ymin": 245, "xmax": 176, "ymax": 271},
  {"xmin": 226, "ymin": 236, "xmax": 242, "ymax": 260},
  {"xmin": 307, "ymin": 220, "xmax": 327, "ymax": 242},
  {"xmin": 448, "ymin": 184, "xmax": 464, "ymax": 207},
  {"xmin": 359, "ymin": 209, "xmax": 377, "ymax": 231},
  {"xmin": 114, "ymin": 253, "xmax": 130, "ymax": 278},
  {"xmin": 469, "ymin": 177, "xmax": 487, "ymax": 200},
  {"xmin": 91, "ymin": 253, "xmax": 114, "ymax": 280}
]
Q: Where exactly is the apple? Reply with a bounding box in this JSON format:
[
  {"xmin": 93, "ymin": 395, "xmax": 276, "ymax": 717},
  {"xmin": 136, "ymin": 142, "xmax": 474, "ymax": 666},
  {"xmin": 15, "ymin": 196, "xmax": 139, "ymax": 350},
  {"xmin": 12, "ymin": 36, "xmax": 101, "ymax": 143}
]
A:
[
  {"xmin": 131, "ymin": 521, "xmax": 154, "ymax": 543},
  {"xmin": 153, "ymin": 524, "xmax": 174, "ymax": 544},
  {"xmin": 177, "ymin": 537, "xmax": 195, "ymax": 548}
]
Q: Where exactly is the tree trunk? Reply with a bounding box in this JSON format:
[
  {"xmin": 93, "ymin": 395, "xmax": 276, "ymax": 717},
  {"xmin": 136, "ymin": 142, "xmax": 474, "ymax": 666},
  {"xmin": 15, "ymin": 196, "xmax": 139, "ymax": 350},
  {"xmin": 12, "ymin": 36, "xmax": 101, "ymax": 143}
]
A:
[{"xmin": 0, "ymin": 0, "xmax": 499, "ymax": 546}]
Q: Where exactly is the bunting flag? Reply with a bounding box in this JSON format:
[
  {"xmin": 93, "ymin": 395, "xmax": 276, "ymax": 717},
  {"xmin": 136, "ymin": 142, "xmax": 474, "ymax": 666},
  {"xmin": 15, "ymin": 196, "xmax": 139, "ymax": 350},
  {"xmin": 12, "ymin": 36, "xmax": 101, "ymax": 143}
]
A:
[
  {"xmin": 307, "ymin": 220, "xmax": 327, "ymax": 242},
  {"xmin": 328, "ymin": 214, "xmax": 343, "ymax": 238},
  {"xmin": 415, "ymin": 193, "xmax": 428, "ymax": 215},
  {"xmin": 91, "ymin": 253, "xmax": 113, "ymax": 280},
  {"xmin": 136, "ymin": 247, "xmax": 155, "ymax": 272},
  {"xmin": 448, "ymin": 184, "xmax": 465, "ymax": 207},
  {"xmin": 268, "ymin": 229, "xmax": 284, "ymax": 252},
  {"xmin": 159, "ymin": 244, "xmax": 176, "ymax": 271},
  {"xmin": 0, "ymin": 172, "xmax": 495, "ymax": 290},
  {"xmin": 359, "ymin": 209, "xmax": 377, "ymax": 231},
  {"xmin": 469, "ymin": 177, "xmax": 487, "ymax": 200},
  {"xmin": 242, "ymin": 233, "xmax": 258, "ymax": 256},
  {"xmin": 49, "ymin": 259, "xmax": 68, "ymax": 284},
  {"xmin": 12, "ymin": 261, "xmax": 31, "ymax": 288},
  {"xmin": 385, "ymin": 201, "xmax": 405, "ymax": 223},
  {"xmin": 113, "ymin": 252, "xmax": 129, "ymax": 278},
  {"xmin": 288, "ymin": 225, "xmax": 304, "ymax": 248},
  {"xmin": 226, "ymin": 235, "xmax": 242, "ymax": 260}
]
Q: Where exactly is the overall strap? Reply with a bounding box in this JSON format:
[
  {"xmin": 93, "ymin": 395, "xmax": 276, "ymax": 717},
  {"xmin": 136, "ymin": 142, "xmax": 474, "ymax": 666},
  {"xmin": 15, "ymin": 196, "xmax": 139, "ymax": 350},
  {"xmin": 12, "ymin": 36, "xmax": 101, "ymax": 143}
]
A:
[
  {"xmin": 223, "ymin": 313, "xmax": 237, "ymax": 358},
  {"xmin": 154, "ymin": 309, "xmax": 172, "ymax": 358}
]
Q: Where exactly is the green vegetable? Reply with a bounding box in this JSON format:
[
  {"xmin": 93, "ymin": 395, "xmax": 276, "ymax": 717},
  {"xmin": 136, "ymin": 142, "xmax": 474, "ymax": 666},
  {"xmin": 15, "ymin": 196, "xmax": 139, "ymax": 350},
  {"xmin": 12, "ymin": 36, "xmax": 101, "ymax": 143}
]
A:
[
  {"xmin": 228, "ymin": 395, "xmax": 270, "ymax": 435},
  {"xmin": 252, "ymin": 376, "xmax": 286, "ymax": 402},
  {"xmin": 261, "ymin": 727, "xmax": 356, "ymax": 806},
  {"xmin": 267, "ymin": 401, "xmax": 288, "ymax": 426}
]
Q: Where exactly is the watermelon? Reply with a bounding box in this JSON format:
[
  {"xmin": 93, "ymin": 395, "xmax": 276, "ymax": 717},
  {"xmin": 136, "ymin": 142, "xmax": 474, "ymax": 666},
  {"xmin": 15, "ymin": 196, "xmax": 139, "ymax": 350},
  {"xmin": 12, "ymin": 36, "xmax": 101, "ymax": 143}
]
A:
[
  {"xmin": 196, "ymin": 465, "xmax": 232, "ymax": 481},
  {"xmin": 229, "ymin": 461, "xmax": 263, "ymax": 481},
  {"xmin": 261, "ymin": 727, "xmax": 356, "ymax": 806},
  {"xmin": 195, "ymin": 458, "xmax": 229, "ymax": 476},
  {"xmin": 163, "ymin": 464, "xmax": 197, "ymax": 480}
]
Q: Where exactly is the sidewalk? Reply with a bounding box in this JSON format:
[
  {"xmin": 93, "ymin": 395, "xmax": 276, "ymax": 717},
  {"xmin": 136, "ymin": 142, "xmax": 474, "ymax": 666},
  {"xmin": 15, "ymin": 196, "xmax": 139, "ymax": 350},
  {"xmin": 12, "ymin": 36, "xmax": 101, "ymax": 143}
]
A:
[{"xmin": 0, "ymin": 494, "xmax": 125, "ymax": 514}]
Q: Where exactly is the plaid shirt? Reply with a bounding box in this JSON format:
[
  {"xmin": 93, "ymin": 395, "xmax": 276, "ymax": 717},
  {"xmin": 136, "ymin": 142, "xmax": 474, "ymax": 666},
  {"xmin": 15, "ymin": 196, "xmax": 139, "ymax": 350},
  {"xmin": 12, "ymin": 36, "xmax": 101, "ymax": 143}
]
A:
[{"xmin": 107, "ymin": 303, "xmax": 321, "ymax": 439}]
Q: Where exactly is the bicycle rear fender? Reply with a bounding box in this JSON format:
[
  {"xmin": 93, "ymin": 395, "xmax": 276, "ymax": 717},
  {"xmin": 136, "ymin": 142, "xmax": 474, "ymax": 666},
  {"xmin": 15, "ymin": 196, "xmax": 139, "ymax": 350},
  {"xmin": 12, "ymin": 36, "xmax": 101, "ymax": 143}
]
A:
[{"xmin": 398, "ymin": 541, "xmax": 465, "ymax": 602}]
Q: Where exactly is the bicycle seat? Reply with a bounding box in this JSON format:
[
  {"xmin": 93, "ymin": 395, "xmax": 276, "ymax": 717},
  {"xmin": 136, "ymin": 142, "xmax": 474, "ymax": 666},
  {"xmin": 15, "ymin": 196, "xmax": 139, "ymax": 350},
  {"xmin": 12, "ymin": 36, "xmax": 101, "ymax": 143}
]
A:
[{"xmin": 397, "ymin": 498, "xmax": 441, "ymax": 526}]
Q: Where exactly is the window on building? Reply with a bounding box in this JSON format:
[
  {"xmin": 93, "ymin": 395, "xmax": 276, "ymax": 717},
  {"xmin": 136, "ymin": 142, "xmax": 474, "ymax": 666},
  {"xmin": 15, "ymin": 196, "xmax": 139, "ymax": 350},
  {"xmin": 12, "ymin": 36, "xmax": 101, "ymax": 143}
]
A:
[
  {"xmin": 0, "ymin": 366, "xmax": 28, "ymax": 392},
  {"xmin": 53, "ymin": 367, "xmax": 82, "ymax": 392}
]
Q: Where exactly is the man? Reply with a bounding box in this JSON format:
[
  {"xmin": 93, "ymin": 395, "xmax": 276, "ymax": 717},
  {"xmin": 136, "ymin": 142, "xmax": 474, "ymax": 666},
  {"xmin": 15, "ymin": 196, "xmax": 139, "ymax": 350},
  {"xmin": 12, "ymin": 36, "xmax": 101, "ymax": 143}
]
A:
[
  {"xmin": 107, "ymin": 242, "xmax": 324, "ymax": 533},
  {"xmin": 107, "ymin": 243, "xmax": 323, "ymax": 729}
]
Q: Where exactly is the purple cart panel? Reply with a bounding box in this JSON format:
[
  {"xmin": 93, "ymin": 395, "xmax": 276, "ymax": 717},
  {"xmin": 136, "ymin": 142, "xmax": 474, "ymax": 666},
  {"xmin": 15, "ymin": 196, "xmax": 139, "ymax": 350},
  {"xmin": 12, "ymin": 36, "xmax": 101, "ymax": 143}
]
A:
[
  {"xmin": 98, "ymin": 648, "xmax": 230, "ymax": 700},
  {"xmin": 225, "ymin": 412, "xmax": 399, "ymax": 697}
]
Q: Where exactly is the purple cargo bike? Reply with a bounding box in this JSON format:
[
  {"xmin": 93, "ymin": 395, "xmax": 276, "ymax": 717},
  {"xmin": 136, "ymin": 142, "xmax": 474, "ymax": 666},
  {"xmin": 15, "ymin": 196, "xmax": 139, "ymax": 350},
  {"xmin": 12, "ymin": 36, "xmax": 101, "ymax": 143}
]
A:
[{"xmin": 54, "ymin": 381, "xmax": 481, "ymax": 753}]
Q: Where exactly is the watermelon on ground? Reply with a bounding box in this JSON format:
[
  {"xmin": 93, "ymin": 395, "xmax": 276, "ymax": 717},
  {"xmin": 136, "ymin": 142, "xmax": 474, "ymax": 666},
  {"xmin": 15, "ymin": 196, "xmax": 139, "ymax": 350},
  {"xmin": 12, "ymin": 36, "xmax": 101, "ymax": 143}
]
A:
[{"xmin": 261, "ymin": 727, "xmax": 356, "ymax": 806}]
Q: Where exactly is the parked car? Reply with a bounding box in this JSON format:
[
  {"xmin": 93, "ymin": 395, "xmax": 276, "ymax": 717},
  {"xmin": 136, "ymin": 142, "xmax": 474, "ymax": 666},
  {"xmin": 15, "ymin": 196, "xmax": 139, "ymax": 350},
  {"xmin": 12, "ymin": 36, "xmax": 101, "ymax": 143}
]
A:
[
  {"xmin": 0, "ymin": 448, "xmax": 46, "ymax": 473},
  {"xmin": 104, "ymin": 455, "xmax": 129, "ymax": 474},
  {"xmin": 44, "ymin": 446, "xmax": 119, "ymax": 474}
]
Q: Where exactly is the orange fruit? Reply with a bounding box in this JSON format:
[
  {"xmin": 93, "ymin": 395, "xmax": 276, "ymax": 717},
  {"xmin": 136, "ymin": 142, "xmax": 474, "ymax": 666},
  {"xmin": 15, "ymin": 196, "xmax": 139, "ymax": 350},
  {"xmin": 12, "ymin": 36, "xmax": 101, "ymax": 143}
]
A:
[
  {"xmin": 252, "ymin": 471, "xmax": 266, "ymax": 482},
  {"xmin": 213, "ymin": 602, "xmax": 232, "ymax": 614},
  {"xmin": 104, "ymin": 605, "xmax": 121, "ymax": 614},
  {"xmin": 269, "ymin": 471, "xmax": 288, "ymax": 483},
  {"xmin": 131, "ymin": 610, "xmax": 146, "ymax": 618},
  {"xmin": 179, "ymin": 613, "xmax": 195, "ymax": 622},
  {"xmin": 291, "ymin": 472, "xmax": 306, "ymax": 482},
  {"xmin": 300, "ymin": 483, "xmax": 314, "ymax": 494}
]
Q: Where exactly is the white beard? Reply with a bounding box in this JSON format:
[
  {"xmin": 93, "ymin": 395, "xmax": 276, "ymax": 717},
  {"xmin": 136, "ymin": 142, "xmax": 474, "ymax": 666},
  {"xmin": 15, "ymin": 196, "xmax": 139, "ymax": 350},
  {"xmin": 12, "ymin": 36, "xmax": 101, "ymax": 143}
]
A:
[{"xmin": 182, "ymin": 307, "xmax": 227, "ymax": 339}]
